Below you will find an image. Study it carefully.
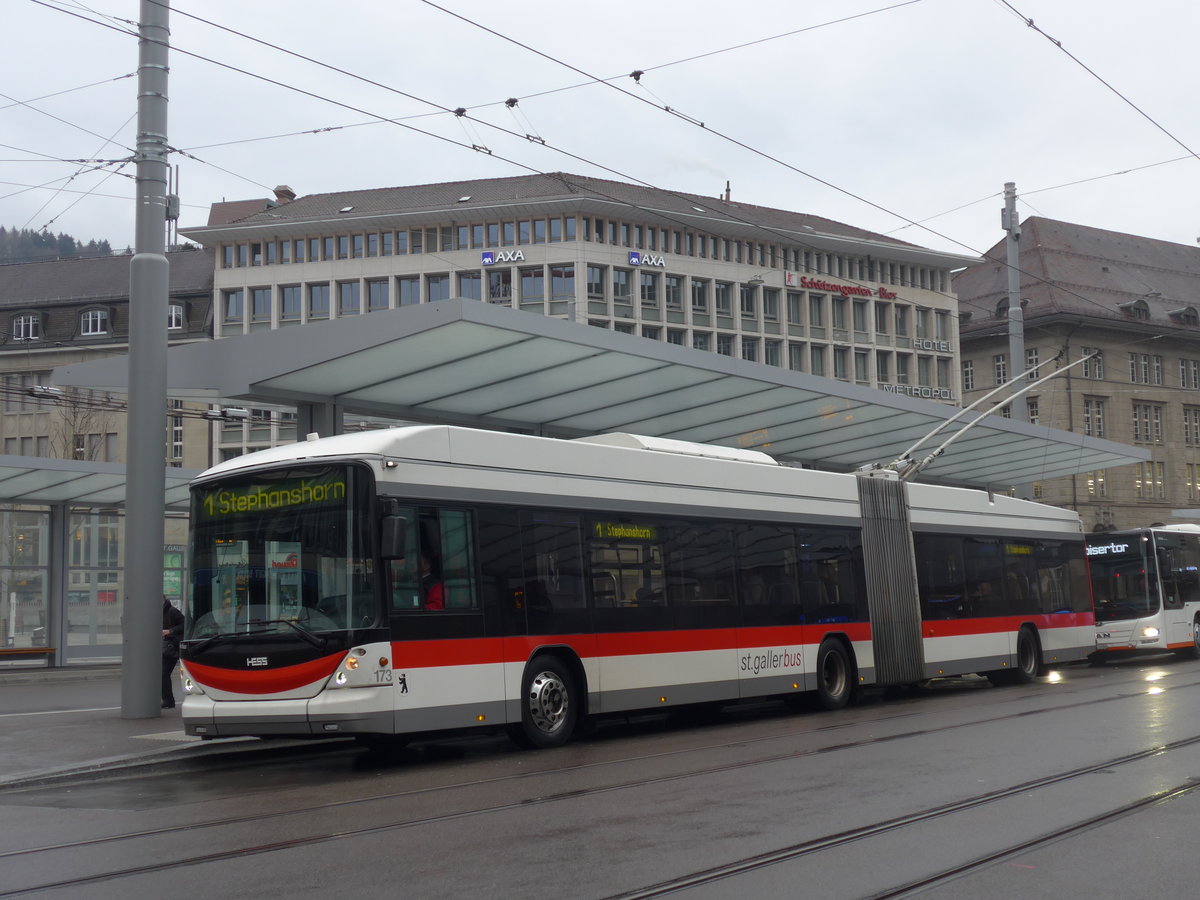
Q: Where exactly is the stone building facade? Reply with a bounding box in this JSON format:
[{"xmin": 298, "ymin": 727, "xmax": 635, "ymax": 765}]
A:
[
  {"xmin": 181, "ymin": 172, "xmax": 977, "ymax": 461},
  {"xmin": 0, "ymin": 248, "xmax": 214, "ymax": 659},
  {"xmin": 955, "ymin": 217, "xmax": 1200, "ymax": 531}
]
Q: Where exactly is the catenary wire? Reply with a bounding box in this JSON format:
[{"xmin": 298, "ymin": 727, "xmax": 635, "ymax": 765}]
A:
[
  {"xmin": 0, "ymin": 72, "xmax": 136, "ymax": 113},
  {"xmin": 995, "ymin": 0, "xmax": 1200, "ymax": 164},
  {"xmin": 20, "ymin": 0, "xmax": 1150, "ymax": 325}
]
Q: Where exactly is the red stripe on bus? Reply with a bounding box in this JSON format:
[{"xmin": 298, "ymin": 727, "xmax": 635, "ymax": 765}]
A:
[
  {"xmin": 922, "ymin": 612, "xmax": 1093, "ymax": 638},
  {"xmin": 187, "ymin": 652, "xmax": 344, "ymax": 694},
  {"xmin": 393, "ymin": 624, "xmax": 875, "ymax": 668}
]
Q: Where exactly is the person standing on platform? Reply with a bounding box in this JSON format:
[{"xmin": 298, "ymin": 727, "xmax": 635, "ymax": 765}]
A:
[{"xmin": 161, "ymin": 596, "xmax": 184, "ymax": 709}]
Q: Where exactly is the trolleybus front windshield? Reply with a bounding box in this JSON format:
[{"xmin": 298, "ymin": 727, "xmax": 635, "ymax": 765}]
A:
[
  {"xmin": 187, "ymin": 465, "xmax": 376, "ymax": 639},
  {"xmin": 1088, "ymin": 537, "xmax": 1157, "ymax": 622}
]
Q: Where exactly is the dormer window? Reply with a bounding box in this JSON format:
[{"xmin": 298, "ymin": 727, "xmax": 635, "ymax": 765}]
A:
[
  {"xmin": 1118, "ymin": 299, "xmax": 1150, "ymax": 320},
  {"xmin": 167, "ymin": 303, "xmax": 185, "ymax": 330},
  {"xmin": 994, "ymin": 300, "xmax": 1008, "ymax": 318},
  {"xmin": 1169, "ymin": 306, "xmax": 1199, "ymax": 326},
  {"xmin": 11, "ymin": 313, "xmax": 40, "ymax": 341},
  {"xmin": 81, "ymin": 309, "xmax": 109, "ymax": 336}
]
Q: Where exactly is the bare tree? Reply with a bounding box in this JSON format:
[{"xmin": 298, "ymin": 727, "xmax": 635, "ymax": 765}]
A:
[{"xmin": 46, "ymin": 388, "xmax": 117, "ymax": 461}]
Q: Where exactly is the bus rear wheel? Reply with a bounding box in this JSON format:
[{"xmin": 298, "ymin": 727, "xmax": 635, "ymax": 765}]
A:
[
  {"xmin": 987, "ymin": 626, "xmax": 1040, "ymax": 686},
  {"xmin": 815, "ymin": 639, "xmax": 853, "ymax": 710},
  {"xmin": 1012, "ymin": 626, "xmax": 1041, "ymax": 683},
  {"xmin": 510, "ymin": 655, "xmax": 578, "ymax": 749}
]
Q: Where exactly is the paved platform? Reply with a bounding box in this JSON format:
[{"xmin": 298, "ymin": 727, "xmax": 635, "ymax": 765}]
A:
[{"xmin": 0, "ymin": 664, "xmax": 269, "ymax": 789}]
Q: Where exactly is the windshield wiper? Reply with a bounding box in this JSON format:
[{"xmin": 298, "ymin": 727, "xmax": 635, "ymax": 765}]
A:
[
  {"xmin": 188, "ymin": 619, "xmax": 327, "ymax": 654},
  {"xmin": 246, "ymin": 618, "xmax": 328, "ymax": 649},
  {"xmin": 187, "ymin": 631, "xmax": 246, "ymax": 655}
]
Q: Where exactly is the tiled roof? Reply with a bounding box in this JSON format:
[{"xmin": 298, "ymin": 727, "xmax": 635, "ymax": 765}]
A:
[
  {"xmin": 954, "ymin": 217, "xmax": 1200, "ymax": 331},
  {"xmin": 207, "ymin": 199, "xmax": 274, "ymax": 226},
  {"xmin": 198, "ymin": 171, "xmax": 921, "ymax": 248},
  {"xmin": 0, "ymin": 248, "xmax": 214, "ymax": 307}
]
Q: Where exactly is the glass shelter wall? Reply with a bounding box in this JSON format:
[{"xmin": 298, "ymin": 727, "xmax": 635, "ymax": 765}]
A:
[
  {"xmin": 0, "ymin": 506, "xmax": 49, "ymax": 652},
  {"xmin": 67, "ymin": 509, "xmax": 124, "ymax": 659},
  {"xmin": 0, "ymin": 504, "xmax": 190, "ymax": 666}
]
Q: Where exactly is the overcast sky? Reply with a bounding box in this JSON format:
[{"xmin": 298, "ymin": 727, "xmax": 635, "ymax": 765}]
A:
[{"xmin": 5, "ymin": 0, "xmax": 1199, "ymax": 261}]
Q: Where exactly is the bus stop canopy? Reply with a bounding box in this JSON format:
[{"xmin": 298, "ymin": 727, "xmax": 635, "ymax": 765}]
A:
[
  {"xmin": 53, "ymin": 299, "xmax": 1147, "ymax": 489},
  {"xmin": 0, "ymin": 455, "xmax": 198, "ymax": 509}
]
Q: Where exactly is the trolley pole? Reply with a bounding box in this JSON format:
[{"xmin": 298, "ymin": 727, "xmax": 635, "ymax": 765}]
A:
[{"xmin": 122, "ymin": 0, "xmax": 170, "ymax": 718}]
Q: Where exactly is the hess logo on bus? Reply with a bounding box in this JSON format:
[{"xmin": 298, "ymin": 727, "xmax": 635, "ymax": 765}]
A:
[{"xmin": 246, "ymin": 656, "xmax": 269, "ymax": 667}]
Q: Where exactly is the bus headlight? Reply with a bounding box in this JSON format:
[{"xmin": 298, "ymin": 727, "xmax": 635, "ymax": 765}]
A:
[
  {"xmin": 1142, "ymin": 626, "xmax": 1161, "ymax": 639},
  {"xmin": 182, "ymin": 675, "xmax": 204, "ymax": 695},
  {"xmin": 334, "ymin": 670, "xmax": 349, "ymax": 686}
]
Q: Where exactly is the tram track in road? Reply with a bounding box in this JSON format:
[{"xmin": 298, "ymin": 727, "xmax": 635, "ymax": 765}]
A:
[
  {"xmin": 864, "ymin": 779, "xmax": 1200, "ymax": 899},
  {"xmin": 4, "ymin": 732, "xmax": 1200, "ymax": 898},
  {"xmin": 606, "ymin": 752, "xmax": 1200, "ymax": 900},
  {"xmin": 1, "ymin": 675, "xmax": 1199, "ymax": 898},
  {"xmin": 0, "ymin": 672, "xmax": 1176, "ymax": 864}
]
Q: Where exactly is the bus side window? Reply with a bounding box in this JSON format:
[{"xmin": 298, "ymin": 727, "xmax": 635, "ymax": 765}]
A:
[
  {"xmin": 387, "ymin": 505, "xmax": 420, "ymax": 611},
  {"xmin": 437, "ymin": 509, "xmax": 477, "ymax": 610}
]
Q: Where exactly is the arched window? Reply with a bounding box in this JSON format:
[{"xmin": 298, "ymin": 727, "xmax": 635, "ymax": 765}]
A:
[{"xmin": 1118, "ymin": 299, "xmax": 1150, "ymax": 320}]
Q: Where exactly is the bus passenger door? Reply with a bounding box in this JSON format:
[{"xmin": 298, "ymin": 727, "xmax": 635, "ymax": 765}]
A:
[
  {"xmin": 1157, "ymin": 535, "xmax": 1200, "ymax": 648},
  {"xmin": 588, "ymin": 522, "xmax": 669, "ymax": 714},
  {"xmin": 387, "ymin": 507, "xmax": 503, "ymax": 733}
]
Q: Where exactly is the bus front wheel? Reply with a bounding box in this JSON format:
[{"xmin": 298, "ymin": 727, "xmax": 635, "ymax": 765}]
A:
[
  {"xmin": 1175, "ymin": 618, "xmax": 1200, "ymax": 660},
  {"xmin": 510, "ymin": 655, "xmax": 578, "ymax": 749},
  {"xmin": 815, "ymin": 639, "xmax": 853, "ymax": 710}
]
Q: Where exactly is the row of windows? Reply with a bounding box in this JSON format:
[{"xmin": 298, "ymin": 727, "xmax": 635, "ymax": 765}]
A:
[
  {"xmin": 1060, "ymin": 464, "xmax": 1200, "ymax": 503},
  {"xmin": 385, "ymin": 504, "xmax": 1085, "ymax": 638},
  {"xmin": 585, "ymin": 321, "xmax": 955, "ymax": 387},
  {"xmin": 220, "ymin": 267, "xmax": 578, "ymax": 324},
  {"xmin": 964, "ymin": 350, "xmax": 1200, "ymax": 393},
  {"xmin": 221, "ymin": 218, "xmax": 581, "ymax": 268},
  {"xmin": 218, "ymin": 217, "xmax": 950, "ymax": 293},
  {"xmin": 219, "ymin": 267, "xmax": 954, "ymax": 346},
  {"xmin": 2, "ymin": 432, "xmax": 118, "ymax": 461},
  {"xmin": 9, "ymin": 306, "xmax": 186, "ymax": 342},
  {"xmin": 585, "ymin": 266, "xmax": 952, "ymax": 335}
]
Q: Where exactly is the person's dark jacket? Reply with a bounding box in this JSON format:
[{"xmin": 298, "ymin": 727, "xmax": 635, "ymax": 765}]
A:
[{"xmin": 162, "ymin": 599, "xmax": 184, "ymax": 658}]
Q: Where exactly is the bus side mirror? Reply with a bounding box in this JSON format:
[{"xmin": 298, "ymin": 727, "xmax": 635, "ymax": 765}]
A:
[{"xmin": 380, "ymin": 515, "xmax": 407, "ymax": 559}]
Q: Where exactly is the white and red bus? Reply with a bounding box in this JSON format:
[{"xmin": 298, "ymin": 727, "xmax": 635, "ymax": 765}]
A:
[
  {"xmin": 179, "ymin": 426, "xmax": 1094, "ymax": 748},
  {"xmin": 1087, "ymin": 524, "xmax": 1200, "ymax": 661}
]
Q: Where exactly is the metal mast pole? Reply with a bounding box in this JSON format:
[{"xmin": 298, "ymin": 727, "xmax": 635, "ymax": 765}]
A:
[
  {"xmin": 122, "ymin": 0, "xmax": 170, "ymax": 718},
  {"xmin": 1002, "ymin": 182, "xmax": 1027, "ymax": 422}
]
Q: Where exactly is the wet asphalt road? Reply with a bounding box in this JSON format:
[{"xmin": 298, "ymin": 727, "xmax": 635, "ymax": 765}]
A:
[{"xmin": 2, "ymin": 655, "xmax": 1199, "ymax": 899}]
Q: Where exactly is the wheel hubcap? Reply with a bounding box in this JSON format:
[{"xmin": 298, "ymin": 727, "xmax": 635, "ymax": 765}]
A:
[
  {"xmin": 528, "ymin": 671, "xmax": 568, "ymax": 734},
  {"xmin": 1019, "ymin": 638, "xmax": 1036, "ymax": 675},
  {"xmin": 821, "ymin": 654, "xmax": 845, "ymax": 696}
]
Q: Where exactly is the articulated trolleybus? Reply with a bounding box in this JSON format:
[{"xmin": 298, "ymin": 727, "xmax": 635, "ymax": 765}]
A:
[
  {"xmin": 179, "ymin": 426, "xmax": 1094, "ymax": 748},
  {"xmin": 1087, "ymin": 524, "xmax": 1200, "ymax": 661}
]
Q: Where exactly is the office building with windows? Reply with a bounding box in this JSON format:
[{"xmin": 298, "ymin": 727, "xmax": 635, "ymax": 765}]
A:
[
  {"xmin": 955, "ymin": 217, "xmax": 1200, "ymax": 531},
  {"xmin": 0, "ymin": 248, "xmax": 214, "ymax": 661},
  {"xmin": 182, "ymin": 173, "xmax": 977, "ymax": 461}
]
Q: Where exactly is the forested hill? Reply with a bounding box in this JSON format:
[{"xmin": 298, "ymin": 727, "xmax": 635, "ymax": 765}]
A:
[{"xmin": 0, "ymin": 226, "xmax": 115, "ymax": 264}]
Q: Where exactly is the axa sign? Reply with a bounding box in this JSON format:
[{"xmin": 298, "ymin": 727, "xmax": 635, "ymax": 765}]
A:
[
  {"xmin": 629, "ymin": 251, "xmax": 665, "ymax": 267},
  {"xmin": 482, "ymin": 250, "xmax": 525, "ymax": 265}
]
